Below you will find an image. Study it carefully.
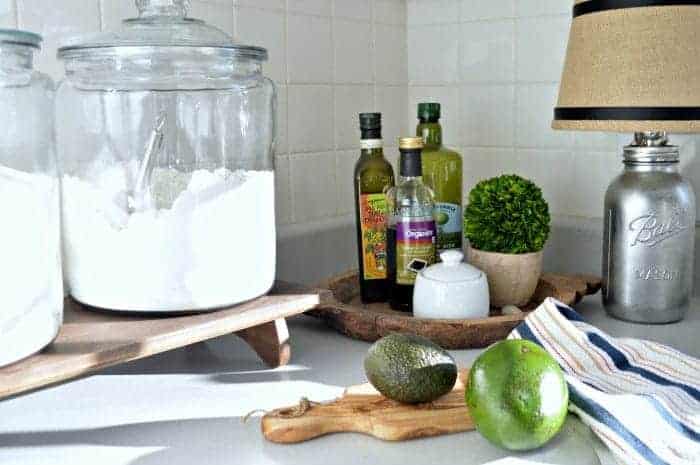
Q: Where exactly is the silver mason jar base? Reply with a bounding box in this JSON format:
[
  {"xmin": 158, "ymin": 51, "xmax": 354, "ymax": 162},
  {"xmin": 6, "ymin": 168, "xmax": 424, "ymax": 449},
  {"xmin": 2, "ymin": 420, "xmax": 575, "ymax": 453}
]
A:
[
  {"xmin": 603, "ymin": 299, "xmax": 689, "ymax": 324},
  {"xmin": 602, "ymin": 132, "xmax": 696, "ymax": 324}
]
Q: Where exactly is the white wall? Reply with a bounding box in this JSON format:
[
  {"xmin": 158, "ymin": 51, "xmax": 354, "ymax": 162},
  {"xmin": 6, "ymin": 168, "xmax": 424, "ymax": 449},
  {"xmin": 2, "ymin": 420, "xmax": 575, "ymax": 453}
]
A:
[{"xmin": 406, "ymin": 0, "xmax": 700, "ymax": 220}]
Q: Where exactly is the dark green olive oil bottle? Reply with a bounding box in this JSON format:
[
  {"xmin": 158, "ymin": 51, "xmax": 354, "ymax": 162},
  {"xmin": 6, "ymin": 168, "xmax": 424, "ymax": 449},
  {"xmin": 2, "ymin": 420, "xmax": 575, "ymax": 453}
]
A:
[
  {"xmin": 354, "ymin": 113, "xmax": 395, "ymax": 303},
  {"xmin": 417, "ymin": 103, "xmax": 463, "ymax": 253}
]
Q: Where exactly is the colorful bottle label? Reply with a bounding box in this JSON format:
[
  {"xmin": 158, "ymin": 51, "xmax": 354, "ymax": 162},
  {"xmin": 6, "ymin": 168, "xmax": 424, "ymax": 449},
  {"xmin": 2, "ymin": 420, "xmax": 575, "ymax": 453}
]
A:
[
  {"xmin": 435, "ymin": 202, "xmax": 462, "ymax": 251},
  {"xmin": 396, "ymin": 218, "xmax": 437, "ymax": 285},
  {"xmin": 359, "ymin": 193, "xmax": 390, "ymax": 280}
]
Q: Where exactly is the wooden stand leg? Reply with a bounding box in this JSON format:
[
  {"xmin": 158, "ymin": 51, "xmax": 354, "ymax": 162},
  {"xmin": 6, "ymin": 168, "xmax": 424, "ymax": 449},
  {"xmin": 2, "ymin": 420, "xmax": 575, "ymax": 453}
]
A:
[{"xmin": 236, "ymin": 318, "xmax": 291, "ymax": 368}]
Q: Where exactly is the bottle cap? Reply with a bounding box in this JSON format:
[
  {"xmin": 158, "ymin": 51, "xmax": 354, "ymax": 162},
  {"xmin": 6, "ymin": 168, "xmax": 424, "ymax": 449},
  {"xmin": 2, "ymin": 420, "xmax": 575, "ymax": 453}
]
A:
[
  {"xmin": 418, "ymin": 103, "xmax": 441, "ymax": 122},
  {"xmin": 399, "ymin": 137, "xmax": 424, "ymax": 150},
  {"xmin": 359, "ymin": 113, "xmax": 381, "ymax": 130}
]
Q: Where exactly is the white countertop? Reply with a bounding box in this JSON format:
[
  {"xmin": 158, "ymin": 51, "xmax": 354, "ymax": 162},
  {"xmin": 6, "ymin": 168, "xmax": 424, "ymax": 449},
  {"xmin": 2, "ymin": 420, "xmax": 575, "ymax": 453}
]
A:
[{"xmin": 0, "ymin": 296, "xmax": 697, "ymax": 465}]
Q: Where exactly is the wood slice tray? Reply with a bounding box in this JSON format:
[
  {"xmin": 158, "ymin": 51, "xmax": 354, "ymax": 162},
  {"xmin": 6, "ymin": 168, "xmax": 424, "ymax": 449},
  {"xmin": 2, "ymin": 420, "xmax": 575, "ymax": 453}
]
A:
[
  {"xmin": 0, "ymin": 282, "xmax": 319, "ymax": 401},
  {"xmin": 308, "ymin": 271, "xmax": 601, "ymax": 350}
]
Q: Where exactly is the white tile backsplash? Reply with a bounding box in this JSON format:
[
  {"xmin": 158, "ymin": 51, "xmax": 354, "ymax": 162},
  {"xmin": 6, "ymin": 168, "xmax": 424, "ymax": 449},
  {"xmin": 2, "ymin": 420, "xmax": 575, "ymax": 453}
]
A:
[
  {"xmin": 515, "ymin": 148, "xmax": 574, "ymax": 216},
  {"xmin": 334, "ymin": 18, "xmax": 372, "ymax": 84},
  {"xmin": 290, "ymin": 152, "xmax": 337, "ymax": 221},
  {"xmin": 18, "ymin": 0, "xmax": 100, "ymax": 78},
  {"xmin": 235, "ymin": 0, "xmax": 284, "ymax": 10},
  {"xmin": 236, "ymin": 6, "xmax": 286, "ymax": 83},
  {"xmin": 460, "ymin": 0, "xmax": 514, "ymax": 21},
  {"xmin": 374, "ymin": 0, "xmax": 406, "ymax": 25},
  {"xmin": 459, "ymin": 84, "xmax": 515, "ymax": 147},
  {"xmin": 287, "ymin": 13, "xmax": 333, "ymax": 83},
  {"xmin": 462, "ymin": 147, "xmax": 516, "ymax": 197},
  {"xmin": 0, "ymin": 0, "xmax": 17, "ymax": 27},
  {"xmin": 287, "ymin": 0, "xmax": 331, "ymax": 16},
  {"xmin": 276, "ymin": 85, "xmax": 289, "ymax": 155},
  {"xmin": 515, "ymin": 15, "xmax": 570, "ymax": 83},
  {"xmin": 516, "ymin": 0, "xmax": 571, "ymax": 18},
  {"xmin": 407, "ymin": 0, "xmax": 459, "ymax": 25},
  {"xmin": 287, "ymin": 85, "xmax": 334, "ymax": 153},
  {"xmin": 570, "ymin": 150, "xmax": 619, "ymax": 219},
  {"xmin": 516, "ymin": 83, "xmax": 573, "ymax": 149},
  {"xmin": 335, "ymin": 85, "xmax": 374, "ymax": 150},
  {"xmin": 407, "ymin": 23, "xmax": 459, "ymax": 84},
  {"xmin": 375, "ymin": 85, "xmax": 408, "ymax": 147},
  {"xmin": 460, "ymin": 19, "xmax": 514, "ymax": 83},
  {"xmin": 274, "ymin": 155, "xmax": 293, "ymax": 224},
  {"xmin": 99, "ymin": 0, "xmax": 132, "ymax": 31},
  {"xmin": 374, "ymin": 24, "xmax": 407, "ymax": 84},
  {"xmin": 190, "ymin": 0, "xmax": 234, "ymax": 36},
  {"xmin": 333, "ymin": 0, "xmax": 370, "ymax": 21},
  {"xmin": 335, "ymin": 149, "xmax": 357, "ymax": 215}
]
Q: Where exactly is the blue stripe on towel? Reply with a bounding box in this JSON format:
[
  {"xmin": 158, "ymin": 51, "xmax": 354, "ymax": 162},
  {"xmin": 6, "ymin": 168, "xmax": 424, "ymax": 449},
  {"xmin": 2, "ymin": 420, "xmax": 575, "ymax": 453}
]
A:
[
  {"xmin": 587, "ymin": 332, "xmax": 700, "ymax": 402},
  {"xmin": 554, "ymin": 302, "xmax": 585, "ymax": 322},
  {"xmin": 642, "ymin": 393, "xmax": 700, "ymax": 441},
  {"xmin": 569, "ymin": 385, "xmax": 669, "ymax": 465}
]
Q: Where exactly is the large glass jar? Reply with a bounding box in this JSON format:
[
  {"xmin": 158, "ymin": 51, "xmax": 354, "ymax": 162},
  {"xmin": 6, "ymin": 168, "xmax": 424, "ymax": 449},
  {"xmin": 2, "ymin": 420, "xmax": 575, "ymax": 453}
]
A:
[
  {"xmin": 0, "ymin": 30, "xmax": 62, "ymax": 365},
  {"xmin": 56, "ymin": 0, "xmax": 276, "ymax": 312}
]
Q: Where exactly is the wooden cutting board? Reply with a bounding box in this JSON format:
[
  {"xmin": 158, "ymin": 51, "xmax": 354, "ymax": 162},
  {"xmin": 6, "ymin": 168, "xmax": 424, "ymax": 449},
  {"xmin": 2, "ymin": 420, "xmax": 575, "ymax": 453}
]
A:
[{"xmin": 261, "ymin": 369, "xmax": 474, "ymax": 443}]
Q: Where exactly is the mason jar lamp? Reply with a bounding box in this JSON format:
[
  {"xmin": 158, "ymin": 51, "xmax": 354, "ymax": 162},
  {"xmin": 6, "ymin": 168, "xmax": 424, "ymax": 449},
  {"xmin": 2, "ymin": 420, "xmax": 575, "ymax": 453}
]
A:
[{"xmin": 552, "ymin": 1, "xmax": 700, "ymax": 323}]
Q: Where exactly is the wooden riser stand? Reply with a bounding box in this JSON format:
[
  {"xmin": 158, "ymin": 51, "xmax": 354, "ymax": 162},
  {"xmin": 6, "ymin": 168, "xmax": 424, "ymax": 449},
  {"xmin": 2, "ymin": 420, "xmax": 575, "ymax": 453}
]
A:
[{"xmin": 0, "ymin": 282, "xmax": 318, "ymax": 401}]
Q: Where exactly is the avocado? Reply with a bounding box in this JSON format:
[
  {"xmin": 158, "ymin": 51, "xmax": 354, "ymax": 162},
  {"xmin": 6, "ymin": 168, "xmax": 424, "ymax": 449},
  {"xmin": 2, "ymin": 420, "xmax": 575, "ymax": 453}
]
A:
[{"xmin": 364, "ymin": 333, "xmax": 458, "ymax": 404}]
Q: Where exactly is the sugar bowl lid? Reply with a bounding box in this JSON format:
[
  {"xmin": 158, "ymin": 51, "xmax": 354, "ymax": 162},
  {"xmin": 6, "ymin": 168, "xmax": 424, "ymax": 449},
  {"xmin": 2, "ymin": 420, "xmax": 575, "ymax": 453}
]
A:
[
  {"xmin": 58, "ymin": 0, "xmax": 266, "ymax": 60},
  {"xmin": 421, "ymin": 250, "xmax": 483, "ymax": 283}
]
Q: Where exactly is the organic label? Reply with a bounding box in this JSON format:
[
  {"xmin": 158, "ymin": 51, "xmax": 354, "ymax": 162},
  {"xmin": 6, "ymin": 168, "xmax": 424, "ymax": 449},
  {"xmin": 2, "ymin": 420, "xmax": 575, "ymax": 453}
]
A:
[
  {"xmin": 435, "ymin": 202, "xmax": 462, "ymax": 251},
  {"xmin": 396, "ymin": 218, "xmax": 437, "ymax": 285},
  {"xmin": 359, "ymin": 193, "xmax": 390, "ymax": 280}
]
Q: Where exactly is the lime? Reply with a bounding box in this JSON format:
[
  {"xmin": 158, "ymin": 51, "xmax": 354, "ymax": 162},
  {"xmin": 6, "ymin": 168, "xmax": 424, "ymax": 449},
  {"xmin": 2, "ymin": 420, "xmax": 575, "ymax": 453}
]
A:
[
  {"xmin": 436, "ymin": 212, "xmax": 450, "ymax": 225},
  {"xmin": 465, "ymin": 339, "xmax": 569, "ymax": 451}
]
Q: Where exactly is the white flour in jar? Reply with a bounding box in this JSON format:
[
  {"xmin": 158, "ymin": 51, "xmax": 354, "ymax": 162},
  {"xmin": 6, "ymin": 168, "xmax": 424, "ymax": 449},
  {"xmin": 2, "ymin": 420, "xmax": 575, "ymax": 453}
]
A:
[
  {"xmin": 62, "ymin": 166, "xmax": 276, "ymax": 312},
  {"xmin": 0, "ymin": 165, "xmax": 63, "ymax": 366}
]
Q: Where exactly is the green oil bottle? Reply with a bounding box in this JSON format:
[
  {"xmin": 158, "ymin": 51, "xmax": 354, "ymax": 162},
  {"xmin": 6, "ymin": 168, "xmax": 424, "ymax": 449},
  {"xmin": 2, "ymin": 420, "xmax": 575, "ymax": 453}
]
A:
[
  {"xmin": 416, "ymin": 103, "xmax": 463, "ymax": 253},
  {"xmin": 354, "ymin": 113, "xmax": 395, "ymax": 303}
]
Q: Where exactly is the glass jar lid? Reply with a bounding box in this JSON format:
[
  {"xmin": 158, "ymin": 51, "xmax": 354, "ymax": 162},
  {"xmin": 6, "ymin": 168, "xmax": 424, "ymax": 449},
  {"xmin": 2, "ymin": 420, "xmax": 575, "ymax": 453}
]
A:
[
  {"xmin": 0, "ymin": 29, "xmax": 42, "ymax": 49},
  {"xmin": 57, "ymin": 0, "xmax": 266, "ymax": 60}
]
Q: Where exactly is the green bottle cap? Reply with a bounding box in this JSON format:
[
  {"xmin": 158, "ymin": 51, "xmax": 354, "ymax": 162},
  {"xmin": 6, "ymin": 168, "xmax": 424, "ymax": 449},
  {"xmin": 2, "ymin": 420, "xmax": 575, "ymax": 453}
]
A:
[{"xmin": 418, "ymin": 103, "xmax": 441, "ymax": 122}]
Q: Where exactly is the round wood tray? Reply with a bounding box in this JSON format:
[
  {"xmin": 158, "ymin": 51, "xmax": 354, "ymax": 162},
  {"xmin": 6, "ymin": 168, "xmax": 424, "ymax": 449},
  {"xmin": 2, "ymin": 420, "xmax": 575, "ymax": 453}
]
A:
[{"xmin": 308, "ymin": 271, "xmax": 602, "ymax": 349}]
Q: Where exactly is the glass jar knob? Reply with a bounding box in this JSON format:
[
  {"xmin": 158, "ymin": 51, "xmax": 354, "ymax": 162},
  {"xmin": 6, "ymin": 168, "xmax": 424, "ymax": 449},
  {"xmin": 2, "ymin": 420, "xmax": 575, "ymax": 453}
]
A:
[{"xmin": 136, "ymin": 0, "xmax": 190, "ymax": 17}]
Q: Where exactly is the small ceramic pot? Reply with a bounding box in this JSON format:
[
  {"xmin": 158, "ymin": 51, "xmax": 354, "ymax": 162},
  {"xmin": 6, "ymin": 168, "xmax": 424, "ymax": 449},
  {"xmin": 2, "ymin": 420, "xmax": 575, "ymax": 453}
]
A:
[
  {"xmin": 413, "ymin": 250, "xmax": 490, "ymax": 320},
  {"xmin": 467, "ymin": 247, "xmax": 543, "ymax": 308}
]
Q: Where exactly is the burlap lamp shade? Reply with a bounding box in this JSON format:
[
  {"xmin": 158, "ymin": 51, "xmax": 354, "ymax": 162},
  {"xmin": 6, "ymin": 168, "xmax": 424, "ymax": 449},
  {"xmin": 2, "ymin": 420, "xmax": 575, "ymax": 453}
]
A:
[{"xmin": 553, "ymin": 1, "xmax": 700, "ymax": 133}]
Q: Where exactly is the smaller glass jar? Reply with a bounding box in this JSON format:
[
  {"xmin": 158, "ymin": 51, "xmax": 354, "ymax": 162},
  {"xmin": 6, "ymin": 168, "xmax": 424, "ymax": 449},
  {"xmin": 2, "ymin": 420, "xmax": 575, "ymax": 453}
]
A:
[{"xmin": 0, "ymin": 30, "xmax": 62, "ymax": 366}]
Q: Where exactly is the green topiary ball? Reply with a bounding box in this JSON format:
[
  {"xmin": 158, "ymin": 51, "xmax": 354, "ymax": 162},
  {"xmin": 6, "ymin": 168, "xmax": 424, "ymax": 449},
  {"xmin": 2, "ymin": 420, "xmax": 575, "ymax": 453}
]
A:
[{"xmin": 464, "ymin": 174, "xmax": 550, "ymax": 254}]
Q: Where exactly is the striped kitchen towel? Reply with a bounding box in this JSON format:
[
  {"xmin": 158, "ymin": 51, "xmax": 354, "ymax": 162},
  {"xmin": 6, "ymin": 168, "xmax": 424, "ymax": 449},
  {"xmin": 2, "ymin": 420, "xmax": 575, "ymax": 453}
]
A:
[{"xmin": 509, "ymin": 298, "xmax": 700, "ymax": 465}]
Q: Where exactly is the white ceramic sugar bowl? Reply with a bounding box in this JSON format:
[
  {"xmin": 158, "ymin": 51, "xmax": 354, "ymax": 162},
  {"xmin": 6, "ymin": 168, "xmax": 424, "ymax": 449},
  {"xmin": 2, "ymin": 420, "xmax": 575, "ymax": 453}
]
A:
[{"xmin": 413, "ymin": 250, "xmax": 490, "ymax": 319}]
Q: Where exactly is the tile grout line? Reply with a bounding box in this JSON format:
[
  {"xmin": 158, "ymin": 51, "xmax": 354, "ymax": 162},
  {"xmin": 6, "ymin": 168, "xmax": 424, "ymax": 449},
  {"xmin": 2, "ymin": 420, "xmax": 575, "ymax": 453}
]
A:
[
  {"xmin": 12, "ymin": 0, "xmax": 18, "ymax": 28},
  {"xmin": 284, "ymin": 0, "xmax": 295, "ymax": 225}
]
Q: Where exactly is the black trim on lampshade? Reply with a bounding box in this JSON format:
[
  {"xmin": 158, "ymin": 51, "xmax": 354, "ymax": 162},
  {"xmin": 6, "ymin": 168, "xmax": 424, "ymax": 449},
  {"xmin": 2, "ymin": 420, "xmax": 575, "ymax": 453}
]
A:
[
  {"xmin": 573, "ymin": 0, "xmax": 700, "ymax": 18},
  {"xmin": 554, "ymin": 107, "xmax": 700, "ymax": 121}
]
